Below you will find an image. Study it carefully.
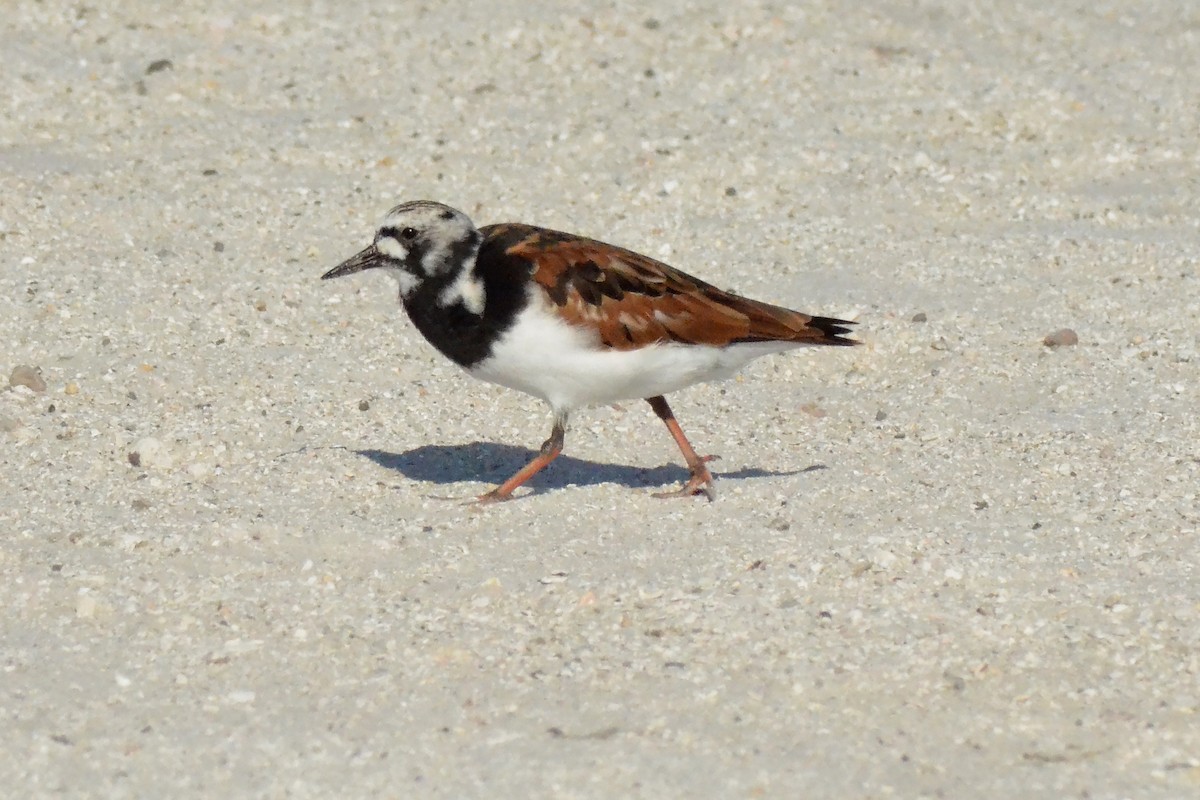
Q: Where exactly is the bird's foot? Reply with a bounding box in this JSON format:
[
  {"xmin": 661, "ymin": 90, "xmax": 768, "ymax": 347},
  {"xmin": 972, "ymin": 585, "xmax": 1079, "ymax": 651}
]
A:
[
  {"xmin": 653, "ymin": 455, "xmax": 718, "ymax": 501},
  {"xmin": 472, "ymin": 488, "xmax": 514, "ymax": 506}
]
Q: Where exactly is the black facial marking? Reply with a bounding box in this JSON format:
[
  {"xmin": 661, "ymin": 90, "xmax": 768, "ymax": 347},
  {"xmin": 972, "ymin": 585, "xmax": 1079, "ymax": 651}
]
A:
[
  {"xmin": 375, "ymin": 229, "xmax": 423, "ymax": 268},
  {"xmin": 446, "ymin": 228, "xmax": 483, "ymax": 275},
  {"xmin": 398, "ymin": 226, "xmax": 532, "ymax": 368},
  {"xmin": 440, "ymin": 209, "xmax": 455, "ymax": 220}
]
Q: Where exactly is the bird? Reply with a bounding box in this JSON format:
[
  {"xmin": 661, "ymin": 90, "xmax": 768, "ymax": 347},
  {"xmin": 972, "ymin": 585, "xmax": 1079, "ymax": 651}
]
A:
[{"xmin": 322, "ymin": 200, "xmax": 858, "ymax": 503}]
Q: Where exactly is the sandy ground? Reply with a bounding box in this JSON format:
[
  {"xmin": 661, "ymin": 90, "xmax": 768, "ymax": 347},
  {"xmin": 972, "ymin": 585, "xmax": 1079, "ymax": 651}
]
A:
[{"xmin": 2, "ymin": 1, "xmax": 1198, "ymax": 797}]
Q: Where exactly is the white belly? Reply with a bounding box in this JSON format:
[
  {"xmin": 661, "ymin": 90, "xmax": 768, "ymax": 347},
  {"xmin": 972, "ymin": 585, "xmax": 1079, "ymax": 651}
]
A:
[{"xmin": 469, "ymin": 307, "xmax": 797, "ymax": 412}]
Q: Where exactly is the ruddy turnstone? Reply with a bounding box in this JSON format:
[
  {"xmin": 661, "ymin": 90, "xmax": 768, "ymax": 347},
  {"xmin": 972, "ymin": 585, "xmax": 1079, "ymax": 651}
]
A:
[{"xmin": 322, "ymin": 201, "xmax": 857, "ymax": 502}]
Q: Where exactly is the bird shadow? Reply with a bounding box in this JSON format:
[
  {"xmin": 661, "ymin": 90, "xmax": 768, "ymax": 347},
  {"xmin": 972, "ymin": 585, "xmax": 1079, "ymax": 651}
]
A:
[{"xmin": 357, "ymin": 442, "xmax": 824, "ymax": 494}]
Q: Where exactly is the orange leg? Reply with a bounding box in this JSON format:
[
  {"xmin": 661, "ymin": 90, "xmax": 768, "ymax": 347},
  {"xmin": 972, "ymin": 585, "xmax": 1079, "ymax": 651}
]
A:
[
  {"xmin": 646, "ymin": 396, "xmax": 717, "ymax": 500},
  {"xmin": 477, "ymin": 415, "xmax": 566, "ymax": 503}
]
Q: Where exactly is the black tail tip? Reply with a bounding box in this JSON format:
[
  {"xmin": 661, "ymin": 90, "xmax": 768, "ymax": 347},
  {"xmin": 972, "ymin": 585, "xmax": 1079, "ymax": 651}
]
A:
[{"xmin": 810, "ymin": 315, "xmax": 859, "ymax": 344}]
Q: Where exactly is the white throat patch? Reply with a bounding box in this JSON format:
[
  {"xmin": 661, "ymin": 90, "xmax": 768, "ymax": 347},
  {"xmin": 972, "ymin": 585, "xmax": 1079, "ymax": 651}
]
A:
[{"xmin": 438, "ymin": 270, "xmax": 486, "ymax": 316}]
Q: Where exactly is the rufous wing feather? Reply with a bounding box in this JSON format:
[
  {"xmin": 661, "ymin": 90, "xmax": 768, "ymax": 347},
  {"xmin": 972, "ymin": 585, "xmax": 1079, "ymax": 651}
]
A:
[{"xmin": 486, "ymin": 224, "xmax": 857, "ymax": 350}]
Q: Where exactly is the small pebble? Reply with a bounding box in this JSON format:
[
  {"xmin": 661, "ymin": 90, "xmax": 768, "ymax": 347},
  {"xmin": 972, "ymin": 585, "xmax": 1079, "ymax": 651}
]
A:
[
  {"xmin": 911, "ymin": 312, "xmax": 927, "ymax": 323},
  {"xmin": 129, "ymin": 437, "xmax": 174, "ymax": 469},
  {"xmin": 799, "ymin": 402, "xmax": 826, "ymax": 418},
  {"xmin": 10, "ymin": 365, "xmax": 47, "ymax": 392},
  {"xmin": 76, "ymin": 595, "xmax": 97, "ymax": 619},
  {"xmin": 1044, "ymin": 328, "xmax": 1079, "ymax": 348},
  {"xmin": 358, "ymin": 399, "xmax": 371, "ymax": 411},
  {"xmin": 146, "ymin": 59, "xmax": 173, "ymax": 75},
  {"xmin": 64, "ymin": 382, "xmax": 80, "ymax": 395}
]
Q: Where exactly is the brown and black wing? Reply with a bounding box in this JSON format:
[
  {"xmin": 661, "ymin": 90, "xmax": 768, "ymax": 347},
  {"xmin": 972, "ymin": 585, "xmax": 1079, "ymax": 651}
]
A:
[{"xmin": 480, "ymin": 223, "xmax": 857, "ymax": 350}]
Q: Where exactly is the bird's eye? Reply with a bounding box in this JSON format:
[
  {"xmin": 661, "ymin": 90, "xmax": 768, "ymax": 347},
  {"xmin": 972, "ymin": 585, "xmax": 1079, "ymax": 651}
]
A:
[{"xmin": 400, "ymin": 227, "xmax": 418, "ymax": 240}]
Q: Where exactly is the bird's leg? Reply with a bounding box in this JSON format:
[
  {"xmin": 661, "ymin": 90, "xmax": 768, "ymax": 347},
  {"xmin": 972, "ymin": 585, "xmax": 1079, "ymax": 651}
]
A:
[
  {"xmin": 645, "ymin": 395, "xmax": 717, "ymax": 500},
  {"xmin": 477, "ymin": 413, "xmax": 567, "ymax": 504}
]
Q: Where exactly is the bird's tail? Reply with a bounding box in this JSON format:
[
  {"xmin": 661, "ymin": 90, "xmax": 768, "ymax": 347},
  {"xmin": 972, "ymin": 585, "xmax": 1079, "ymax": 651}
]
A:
[{"xmin": 804, "ymin": 315, "xmax": 859, "ymax": 345}]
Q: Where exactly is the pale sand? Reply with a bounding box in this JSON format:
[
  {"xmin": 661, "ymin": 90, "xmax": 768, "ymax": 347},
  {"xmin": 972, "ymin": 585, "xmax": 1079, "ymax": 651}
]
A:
[{"xmin": 2, "ymin": 2, "xmax": 1198, "ymax": 797}]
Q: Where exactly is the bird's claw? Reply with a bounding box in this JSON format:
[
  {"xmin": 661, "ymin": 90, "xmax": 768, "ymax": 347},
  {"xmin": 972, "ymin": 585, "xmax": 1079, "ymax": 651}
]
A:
[
  {"xmin": 653, "ymin": 458, "xmax": 717, "ymax": 501},
  {"xmin": 471, "ymin": 489, "xmax": 511, "ymax": 506}
]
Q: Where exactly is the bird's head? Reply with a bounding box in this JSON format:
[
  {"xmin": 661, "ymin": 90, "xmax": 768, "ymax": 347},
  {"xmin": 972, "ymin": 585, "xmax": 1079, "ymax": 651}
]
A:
[{"xmin": 322, "ymin": 201, "xmax": 481, "ymax": 299}]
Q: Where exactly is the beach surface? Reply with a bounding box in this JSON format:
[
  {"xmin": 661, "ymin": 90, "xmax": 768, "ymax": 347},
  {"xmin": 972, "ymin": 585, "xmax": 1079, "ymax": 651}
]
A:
[{"xmin": 2, "ymin": 1, "xmax": 1198, "ymax": 797}]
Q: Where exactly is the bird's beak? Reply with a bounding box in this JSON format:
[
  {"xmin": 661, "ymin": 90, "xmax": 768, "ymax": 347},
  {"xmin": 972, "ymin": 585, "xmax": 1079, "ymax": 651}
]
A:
[{"xmin": 322, "ymin": 245, "xmax": 382, "ymax": 280}]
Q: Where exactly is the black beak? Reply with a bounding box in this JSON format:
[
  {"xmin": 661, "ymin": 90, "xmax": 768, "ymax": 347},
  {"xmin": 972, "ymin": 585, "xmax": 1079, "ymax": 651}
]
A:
[{"xmin": 322, "ymin": 245, "xmax": 382, "ymax": 280}]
